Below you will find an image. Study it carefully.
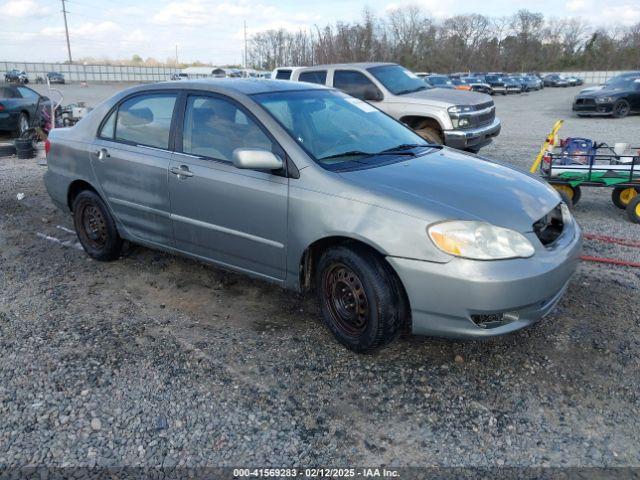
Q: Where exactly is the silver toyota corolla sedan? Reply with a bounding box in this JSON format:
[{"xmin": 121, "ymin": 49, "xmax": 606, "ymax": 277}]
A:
[{"xmin": 44, "ymin": 79, "xmax": 582, "ymax": 352}]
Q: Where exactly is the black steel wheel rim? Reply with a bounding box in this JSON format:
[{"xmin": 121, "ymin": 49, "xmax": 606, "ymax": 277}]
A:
[
  {"xmin": 615, "ymin": 101, "xmax": 629, "ymax": 116},
  {"xmin": 322, "ymin": 263, "xmax": 369, "ymax": 337},
  {"xmin": 80, "ymin": 202, "xmax": 108, "ymax": 249}
]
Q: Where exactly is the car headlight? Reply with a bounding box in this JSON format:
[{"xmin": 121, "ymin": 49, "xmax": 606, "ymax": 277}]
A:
[
  {"xmin": 595, "ymin": 96, "xmax": 614, "ymax": 103},
  {"xmin": 448, "ymin": 105, "xmax": 474, "ymax": 115},
  {"xmin": 427, "ymin": 221, "xmax": 535, "ymax": 260},
  {"xmin": 451, "ymin": 117, "xmax": 470, "ymax": 128}
]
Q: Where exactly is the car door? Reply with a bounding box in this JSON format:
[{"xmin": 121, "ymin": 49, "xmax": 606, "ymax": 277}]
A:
[
  {"xmin": 16, "ymin": 86, "xmax": 40, "ymax": 121},
  {"xmin": 90, "ymin": 91, "xmax": 178, "ymax": 247},
  {"xmin": 168, "ymin": 93, "xmax": 288, "ymax": 281}
]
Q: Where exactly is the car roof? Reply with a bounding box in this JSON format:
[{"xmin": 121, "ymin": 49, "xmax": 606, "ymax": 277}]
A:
[{"xmin": 126, "ymin": 78, "xmax": 329, "ymax": 96}]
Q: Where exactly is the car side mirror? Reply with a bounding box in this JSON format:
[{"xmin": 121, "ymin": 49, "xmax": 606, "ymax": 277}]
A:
[
  {"xmin": 363, "ymin": 88, "xmax": 383, "ymax": 102},
  {"xmin": 232, "ymin": 148, "xmax": 283, "ymax": 171}
]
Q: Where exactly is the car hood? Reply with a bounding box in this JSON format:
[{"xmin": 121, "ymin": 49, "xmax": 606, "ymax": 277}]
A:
[
  {"xmin": 339, "ymin": 148, "xmax": 559, "ymax": 233},
  {"xmin": 399, "ymin": 87, "xmax": 491, "ymax": 107},
  {"xmin": 576, "ymin": 86, "xmax": 628, "ymax": 98}
]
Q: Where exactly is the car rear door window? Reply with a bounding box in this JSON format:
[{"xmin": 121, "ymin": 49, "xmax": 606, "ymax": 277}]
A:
[
  {"xmin": 115, "ymin": 93, "xmax": 177, "ymax": 149},
  {"xmin": 299, "ymin": 70, "xmax": 327, "ymax": 85},
  {"xmin": 182, "ymin": 95, "xmax": 272, "ymax": 161},
  {"xmin": 333, "ymin": 70, "xmax": 381, "ymax": 101},
  {"xmin": 275, "ymin": 69, "xmax": 292, "ymax": 80}
]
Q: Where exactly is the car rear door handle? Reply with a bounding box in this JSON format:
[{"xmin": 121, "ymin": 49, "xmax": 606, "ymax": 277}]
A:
[
  {"xmin": 95, "ymin": 148, "xmax": 110, "ymax": 160},
  {"xmin": 170, "ymin": 165, "xmax": 194, "ymax": 178}
]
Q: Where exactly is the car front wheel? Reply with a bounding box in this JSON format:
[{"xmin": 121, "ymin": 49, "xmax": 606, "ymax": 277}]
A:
[
  {"xmin": 72, "ymin": 190, "xmax": 123, "ymax": 261},
  {"xmin": 315, "ymin": 245, "xmax": 407, "ymax": 353},
  {"xmin": 612, "ymin": 99, "xmax": 630, "ymax": 118}
]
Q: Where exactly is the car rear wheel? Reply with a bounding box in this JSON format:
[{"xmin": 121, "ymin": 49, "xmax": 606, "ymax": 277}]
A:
[
  {"xmin": 414, "ymin": 124, "xmax": 443, "ymax": 145},
  {"xmin": 72, "ymin": 190, "xmax": 123, "ymax": 261},
  {"xmin": 612, "ymin": 187, "xmax": 639, "ymax": 209},
  {"xmin": 626, "ymin": 197, "xmax": 640, "ymax": 224},
  {"xmin": 612, "ymin": 99, "xmax": 630, "ymax": 118},
  {"xmin": 315, "ymin": 245, "xmax": 407, "ymax": 353}
]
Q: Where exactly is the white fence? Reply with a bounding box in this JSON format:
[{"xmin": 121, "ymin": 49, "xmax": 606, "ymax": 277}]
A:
[{"xmin": 1, "ymin": 61, "xmax": 179, "ymax": 83}]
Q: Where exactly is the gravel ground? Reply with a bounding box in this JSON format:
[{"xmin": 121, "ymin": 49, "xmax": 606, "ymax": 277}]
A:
[{"xmin": 1, "ymin": 84, "xmax": 639, "ymax": 469}]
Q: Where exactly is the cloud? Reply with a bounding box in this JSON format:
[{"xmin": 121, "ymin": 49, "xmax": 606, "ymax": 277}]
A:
[
  {"xmin": 2, "ymin": 0, "xmax": 50, "ymax": 18},
  {"xmin": 566, "ymin": 0, "xmax": 588, "ymax": 12},
  {"xmin": 384, "ymin": 0, "xmax": 450, "ymax": 18}
]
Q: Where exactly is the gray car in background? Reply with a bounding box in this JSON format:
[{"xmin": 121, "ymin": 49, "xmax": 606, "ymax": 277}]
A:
[{"xmin": 44, "ymin": 79, "xmax": 581, "ymax": 352}]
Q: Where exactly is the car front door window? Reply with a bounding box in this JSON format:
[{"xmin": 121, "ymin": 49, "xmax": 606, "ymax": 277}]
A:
[
  {"xmin": 182, "ymin": 95, "xmax": 273, "ymax": 161},
  {"xmin": 333, "ymin": 70, "xmax": 382, "ymax": 101}
]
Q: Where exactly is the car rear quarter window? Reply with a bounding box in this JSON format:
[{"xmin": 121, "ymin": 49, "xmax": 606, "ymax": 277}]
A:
[
  {"xmin": 298, "ymin": 70, "xmax": 327, "ymax": 85},
  {"xmin": 275, "ymin": 69, "xmax": 292, "ymax": 80},
  {"xmin": 98, "ymin": 109, "xmax": 117, "ymax": 139},
  {"xmin": 182, "ymin": 95, "xmax": 272, "ymax": 162},
  {"xmin": 17, "ymin": 87, "xmax": 39, "ymax": 100},
  {"xmin": 115, "ymin": 93, "xmax": 177, "ymax": 149}
]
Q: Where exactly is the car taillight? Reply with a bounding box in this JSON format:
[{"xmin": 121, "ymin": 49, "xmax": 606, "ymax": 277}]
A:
[
  {"xmin": 0, "ymin": 103, "xmax": 4, "ymax": 112},
  {"xmin": 45, "ymin": 139, "xmax": 51, "ymax": 155}
]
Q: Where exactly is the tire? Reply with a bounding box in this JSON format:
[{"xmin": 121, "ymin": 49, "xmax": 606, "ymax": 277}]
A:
[
  {"xmin": 72, "ymin": 190, "xmax": 122, "ymax": 261},
  {"xmin": 612, "ymin": 187, "xmax": 639, "ymax": 209},
  {"xmin": 315, "ymin": 245, "xmax": 407, "ymax": 353},
  {"xmin": 553, "ymin": 184, "xmax": 580, "ymax": 207},
  {"xmin": 14, "ymin": 112, "xmax": 29, "ymax": 137},
  {"xmin": 626, "ymin": 197, "xmax": 640, "ymax": 224},
  {"xmin": 612, "ymin": 99, "xmax": 630, "ymax": 118},
  {"xmin": 414, "ymin": 124, "xmax": 443, "ymax": 145}
]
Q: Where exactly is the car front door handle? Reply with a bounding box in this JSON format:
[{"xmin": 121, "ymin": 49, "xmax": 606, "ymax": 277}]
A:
[
  {"xmin": 95, "ymin": 148, "xmax": 110, "ymax": 160},
  {"xmin": 170, "ymin": 165, "xmax": 194, "ymax": 178}
]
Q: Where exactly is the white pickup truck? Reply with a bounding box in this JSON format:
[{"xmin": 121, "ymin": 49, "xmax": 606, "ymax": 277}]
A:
[{"xmin": 272, "ymin": 62, "xmax": 501, "ymax": 152}]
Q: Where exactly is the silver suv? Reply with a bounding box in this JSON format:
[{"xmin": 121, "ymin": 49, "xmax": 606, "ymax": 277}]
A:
[{"xmin": 273, "ymin": 63, "xmax": 501, "ymax": 152}]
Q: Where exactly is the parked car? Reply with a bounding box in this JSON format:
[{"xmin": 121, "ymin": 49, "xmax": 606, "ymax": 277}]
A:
[
  {"xmin": 461, "ymin": 76, "xmax": 493, "ymax": 95},
  {"xmin": 573, "ymin": 76, "xmax": 640, "ymax": 118},
  {"xmin": 44, "ymin": 79, "xmax": 581, "ymax": 352},
  {"xmin": 421, "ymin": 74, "xmax": 455, "ymax": 89},
  {"xmin": 483, "ymin": 74, "xmax": 507, "ymax": 95},
  {"xmin": 449, "ymin": 77, "xmax": 472, "ymax": 91},
  {"xmin": 170, "ymin": 73, "xmax": 189, "ymax": 81},
  {"xmin": 4, "ymin": 69, "xmax": 29, "ymax": 84},
  {"xmin": 46, "ymin": 72, "xmax": 65, "ymax": 84},
  {"xmin": 523, "ymin": 75, "xmax": 543, "ymax": 90},
  {"xmin": 565, "ymin": 76, "xmax": 583, "ymax": 86},
  {"xmin": 504, "ymin": 77, "xmax": 523, "ymax": 93},
  {"xmin": 543, "ymin": 74, "xmax": 569, "ymax": 87},
  {"xmin": 0, "ymin": 84, "xmax": 50, "ymax": 136},
  {"xmin": 273, "ymin": 63, "xmax": 501, "ymax": 152}
]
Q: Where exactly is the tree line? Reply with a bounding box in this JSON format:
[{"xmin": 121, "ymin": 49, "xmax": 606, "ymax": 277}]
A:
[{"xmin": 247, "ymin": 7, "xmax": 640, "ymax": 73}]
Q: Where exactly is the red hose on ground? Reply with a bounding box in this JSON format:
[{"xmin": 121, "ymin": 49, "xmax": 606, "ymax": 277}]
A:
[{"xmin": 580, "ymin": 232, "xmax": 640, "ymax": 268}]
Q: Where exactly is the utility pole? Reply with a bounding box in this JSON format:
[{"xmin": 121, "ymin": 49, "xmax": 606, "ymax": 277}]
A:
[
  {"xmin": 243, "ymin": 20, "xmax": 247, "ymax": 69},
  {"xmin": 61, "ymin": 0, "xmax": 72, "ymax": 63}
]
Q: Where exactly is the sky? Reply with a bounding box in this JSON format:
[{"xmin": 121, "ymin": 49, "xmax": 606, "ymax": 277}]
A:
[{"xmin": 1, "ymin": 0, "xmax": 639, "ymax": 65}]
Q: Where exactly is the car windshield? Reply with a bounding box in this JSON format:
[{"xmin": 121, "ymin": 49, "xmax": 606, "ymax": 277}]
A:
[
  {"xmin": 367, "ymin": 65, "xmax": 428, "ymax": 95},
  {"xmin": 252, "ymin": 89, "xmax": 429, "ymax": 169},
  {"xmin": 486, "ymin": 75, "xmax": 501, "ymax": 82},
  {"xmin": 428, "ymin": 76, "xmax": 452, "ymax": 86},
  {"xmin": 605, "ymin": 77, "xmax": 638, "ymax": 89}
]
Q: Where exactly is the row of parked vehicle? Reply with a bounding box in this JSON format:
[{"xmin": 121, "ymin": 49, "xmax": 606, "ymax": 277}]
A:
[
  {"xmin": 415, "ymin": 72, "xmax": 583, "ymax": 95},
  {"xmin": 4, "ymin": 69, "xmax": 66, "ymax": 85}
]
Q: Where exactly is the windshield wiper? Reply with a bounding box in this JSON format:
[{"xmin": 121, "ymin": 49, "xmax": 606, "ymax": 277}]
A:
[
  {"xmin": 319, "ymin": 150, "xmax": 373, "ymax": 161},
  {"xmin": 379, "ymin": 143, "xmax": 428, "ymax": 154}
]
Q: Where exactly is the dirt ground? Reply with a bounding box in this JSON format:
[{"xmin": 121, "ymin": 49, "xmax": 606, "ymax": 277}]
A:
[{"xmin": 0, "ymin": 84, "xmax": 639, "ymax": 469}]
